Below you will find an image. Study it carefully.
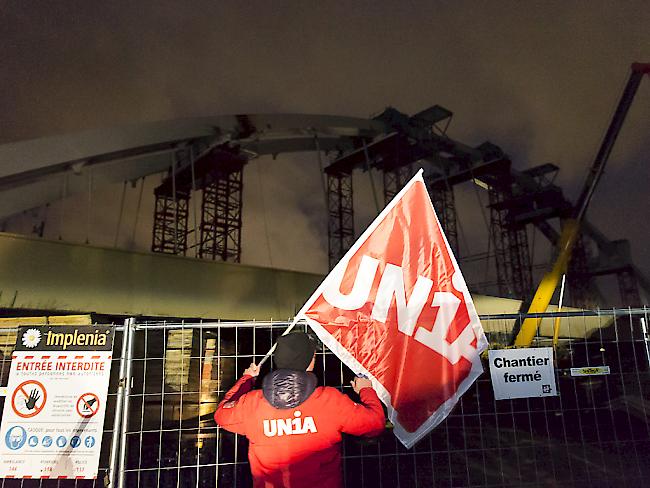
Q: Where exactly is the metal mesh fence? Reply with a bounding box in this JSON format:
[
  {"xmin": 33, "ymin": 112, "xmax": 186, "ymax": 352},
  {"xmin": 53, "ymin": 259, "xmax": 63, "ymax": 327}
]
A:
[{"xmin": 1, "ymin": 309, "xmax": 650, "ymax": 487}]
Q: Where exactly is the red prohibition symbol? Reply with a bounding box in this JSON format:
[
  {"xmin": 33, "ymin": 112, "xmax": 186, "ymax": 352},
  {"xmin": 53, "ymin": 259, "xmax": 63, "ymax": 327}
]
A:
[
  {"xmin": 12, "ymin": 380, "xmax": 47, "ymax": 418},
  {"xmin": 76, "ymin": 392, "xmax": 100, "ymax": 418}
]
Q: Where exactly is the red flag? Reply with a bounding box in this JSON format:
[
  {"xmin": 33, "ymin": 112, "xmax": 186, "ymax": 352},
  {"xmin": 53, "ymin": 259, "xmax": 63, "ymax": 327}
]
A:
[{"xmin": 297, "ymin": 169, "xmax": 487, "ymax": 448}]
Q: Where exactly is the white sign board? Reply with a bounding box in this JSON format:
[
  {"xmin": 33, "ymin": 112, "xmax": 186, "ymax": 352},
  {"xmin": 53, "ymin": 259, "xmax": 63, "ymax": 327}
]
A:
[
  {"xmin": 0, "ymin": 326, "xmax": 114, "ymax": 480},
  {"xmin": 488, "ymin": 347, "xmax": 557, "ymax": 400}
]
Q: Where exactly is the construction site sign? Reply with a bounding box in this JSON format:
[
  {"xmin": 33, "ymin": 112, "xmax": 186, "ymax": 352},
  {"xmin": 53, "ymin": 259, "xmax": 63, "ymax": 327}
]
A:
[
  {"xmin": 0, "ymin": 325, "xmax": 114, "ymax": 480},
  {"xmin": 488, "ymin": 347, "xmax": 557, "ymax": 400}
]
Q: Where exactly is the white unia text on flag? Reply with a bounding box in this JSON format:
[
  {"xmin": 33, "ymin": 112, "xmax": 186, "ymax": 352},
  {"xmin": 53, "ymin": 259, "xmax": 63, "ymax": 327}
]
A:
[{"xmin": 295, "ymin": 169, "xmax": 488, "ymax": 448}]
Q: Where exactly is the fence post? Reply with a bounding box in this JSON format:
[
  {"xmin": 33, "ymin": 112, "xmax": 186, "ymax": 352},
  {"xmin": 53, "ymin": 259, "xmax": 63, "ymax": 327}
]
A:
[
  {"xmin": 641, "ymin": 310, "xmax": 650, "ymax": 369},
  {"xmin": 116, "ymin": 317, "xmax": 136, "ymax": 488},
  {"xmin": 106, "ymin": 318, "xmax": 133, "ymax": 487}
]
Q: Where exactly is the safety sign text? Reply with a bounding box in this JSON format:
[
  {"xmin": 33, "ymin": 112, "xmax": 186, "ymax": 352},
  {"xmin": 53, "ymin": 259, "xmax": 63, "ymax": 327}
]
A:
[{"xmin": 488, "ymin": 347, "xmax": 557, "ymax": 400}]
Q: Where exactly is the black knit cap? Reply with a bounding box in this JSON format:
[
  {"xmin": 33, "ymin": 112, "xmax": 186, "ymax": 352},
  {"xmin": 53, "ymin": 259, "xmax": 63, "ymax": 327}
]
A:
[{"xmin": 274, "ymin": 332, "xmax": 317, "ymax": 370}]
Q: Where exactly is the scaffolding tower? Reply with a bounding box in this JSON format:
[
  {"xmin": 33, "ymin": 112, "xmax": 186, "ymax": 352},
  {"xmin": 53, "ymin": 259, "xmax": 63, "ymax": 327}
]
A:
[
  {"xmin": 566, "ymin": 233, "xmax": 594, "ymax": 307},
  {"xmin": 326, "ymin": 171, "xmax": 355, "ymax": 269},
  {"xmin": 486, "ymin": 179, "xmax": 533, "ymax": 300},
  {"xmin": 151, "ymin": 190, "xmax": 190, "ymax": 255},
  {"xmin": 426, "ymin": 180, "xmax": 459, "ymax": 257},
  {"xmin": 152, "ymin": 145, "xmax": 247, "ymax": 262},
  {"xmin": 382, "ymin": 164, "xmax": 413, "ymax": 204},
  {"xmin": 198, "ymin": 168, "xmax": 244, "ymax": 262}
]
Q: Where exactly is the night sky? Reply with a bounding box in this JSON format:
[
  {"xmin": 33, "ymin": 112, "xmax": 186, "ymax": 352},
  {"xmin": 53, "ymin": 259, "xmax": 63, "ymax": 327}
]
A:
[{"xmin": 1, "ymin": 1, "xmax": 649, "ymax": 298}]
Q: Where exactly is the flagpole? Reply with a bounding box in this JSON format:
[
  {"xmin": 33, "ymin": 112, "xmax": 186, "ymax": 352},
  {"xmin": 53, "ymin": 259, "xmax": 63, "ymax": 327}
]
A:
[{"xmin": 552, "ymin": 274, "xmax": 567, "ymax": 347}]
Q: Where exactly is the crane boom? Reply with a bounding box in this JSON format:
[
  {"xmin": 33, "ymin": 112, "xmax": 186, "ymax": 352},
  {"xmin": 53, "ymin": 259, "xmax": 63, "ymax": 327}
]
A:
[
  {"xmin": 514, "ymin": 62, "xmax": 650, "ymax": 347},
  {"xmin": 574, "ymin": 63, "xmax": 650, "ymax": 222}
]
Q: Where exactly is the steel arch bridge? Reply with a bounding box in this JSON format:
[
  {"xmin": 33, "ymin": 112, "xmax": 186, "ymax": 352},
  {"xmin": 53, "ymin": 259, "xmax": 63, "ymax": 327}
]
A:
[{"xmin": 0, "ymin": 107, "xmax": 647, "ymax": 308}]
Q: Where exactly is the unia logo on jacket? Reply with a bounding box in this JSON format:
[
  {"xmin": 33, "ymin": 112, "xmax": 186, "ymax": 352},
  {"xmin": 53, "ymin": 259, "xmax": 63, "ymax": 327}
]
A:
[{"xmin": 263, "ymin": 411, "xmax": 317, "ymax": 437}]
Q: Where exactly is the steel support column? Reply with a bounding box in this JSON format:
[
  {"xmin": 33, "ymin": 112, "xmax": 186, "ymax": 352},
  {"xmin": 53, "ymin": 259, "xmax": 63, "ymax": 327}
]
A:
[
  {"xmin": 151, "ymin": 191, "xmax": 190, "ymax": 255},
  {"xmin": 488, "ymin": 186, "xmax": 532, "ymax": 300},
  {"xmin": 382, "ymin": 164, "xmax": 413, "ymax": 205},
  {"xmin": 507, "ymin": 224, "xmax": 532, "ymax": 301},
  {"xmin": 327, "ymin": 172, "xmax": 354, "ymax": 269},
  {"xmin": 488, "ymin": 188, "xmax": 509, "ymax": 297},
  {"xmin": 198, "ymin": 169, "xmax": 243, "ymax": 262},
  {"xmin": 429, "ymin": 185, "xmax": 459, "ymax": 255}
]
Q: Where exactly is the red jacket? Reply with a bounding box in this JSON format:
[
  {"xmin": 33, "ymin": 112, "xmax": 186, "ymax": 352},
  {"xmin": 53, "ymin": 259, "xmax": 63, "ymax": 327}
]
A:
[{"xmin": 214, "ymin": 373, "xmax": 385, "ymax": 488}]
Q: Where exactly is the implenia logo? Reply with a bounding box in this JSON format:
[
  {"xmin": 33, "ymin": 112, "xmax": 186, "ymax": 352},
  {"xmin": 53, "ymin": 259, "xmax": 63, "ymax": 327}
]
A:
[{"xmin": 21, "ymin": 329, "xmax": 42, "ymax": 348}]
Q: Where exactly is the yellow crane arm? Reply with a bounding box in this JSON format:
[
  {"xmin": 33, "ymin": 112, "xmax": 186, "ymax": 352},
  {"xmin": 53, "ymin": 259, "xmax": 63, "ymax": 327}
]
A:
[{"xmin": 514, "ymin": 220, "xmax": 578, "ymax": 346}]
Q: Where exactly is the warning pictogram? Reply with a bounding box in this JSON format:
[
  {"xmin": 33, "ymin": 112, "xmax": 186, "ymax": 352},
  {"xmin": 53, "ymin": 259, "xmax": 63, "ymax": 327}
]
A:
[
  {"xmin": 11, "ymin": 380, "xmax": 47, "ymax": 418},
  {"xmin": 76, "ymin": 393, "xmax": 100, "ymax": 418}
]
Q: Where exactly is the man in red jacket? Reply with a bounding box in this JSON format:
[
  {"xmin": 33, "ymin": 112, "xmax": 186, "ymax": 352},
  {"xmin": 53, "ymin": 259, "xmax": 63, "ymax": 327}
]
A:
[{"xmin": 214, "ymin": 331, "xmax": 385, "ymax": 488}]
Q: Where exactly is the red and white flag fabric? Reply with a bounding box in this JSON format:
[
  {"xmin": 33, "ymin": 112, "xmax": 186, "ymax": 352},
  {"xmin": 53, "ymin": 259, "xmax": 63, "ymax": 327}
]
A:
[{"xmin": 295, "ymin": 169, "xmax": 488, "ymax": 448}]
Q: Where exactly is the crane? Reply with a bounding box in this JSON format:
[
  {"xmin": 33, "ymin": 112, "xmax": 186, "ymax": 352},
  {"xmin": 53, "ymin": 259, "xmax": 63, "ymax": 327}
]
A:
[{"xmin": 514, "ymin": 62, "xmax": 650, "ymax": 346}]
